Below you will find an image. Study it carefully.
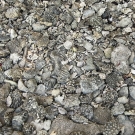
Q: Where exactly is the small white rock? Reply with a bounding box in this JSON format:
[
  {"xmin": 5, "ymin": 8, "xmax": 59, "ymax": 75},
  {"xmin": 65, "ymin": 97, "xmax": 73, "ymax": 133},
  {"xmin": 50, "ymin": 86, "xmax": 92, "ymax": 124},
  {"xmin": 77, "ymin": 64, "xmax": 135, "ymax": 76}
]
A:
[
  {"xmin": 55, "ymin": 94, "xmax": 64, "ymax": 104},
  {"xmin": 58, "ymin": 107, "xmax": 67, "ymax": 114},
  {"xmin": 10, "ymin": 53, "xmax": 21, "ymax": 64},
  {"xmin": 84, "ymin": 41, "xmax": 93, "ymax": 51},
  {"xmin": 63, "ymin": 41, "xmax": 72, "ymax": 50},
  {"xmin": 5, "ymin": 7, "xmax": 19, "ymax": 19},
  {"xmin": 43, "ymin": 120, "xmax": 51, "ymax": 131},
  {"xmin": 32, "ymin": 23, "xmax": 45, "ymax": 31},
  {"xmin": 7, "ymin": 95, "xmax": 12, "ymax": 107},
  {"xmin": 51, "ymin": 89, "xmax": 60, "ymax": 97},
  {"xmin": 9, "ymin": 29, "xmax": 17, "ymax": 39},
  {"xmin": 18, "ymin": 79, "xmax": 28, "ymax": 92},
  {"xmin": 32, "ymin": 119, "xmax": 51, "ymax": 131},
  {"xmin": 31, "ymin": 53, "xmax": 38, "ymax": 61},
  {"xmin": 102, "ymin": 31, "xmax": 109, "ymax": 37},
  {"xmin": 77, "ymin": 61, "xmax": 84, "ymax": 67},
  {"xmin": 95, "ymin": 96, "xmax": 102, "ymax": 103},
  {"xmin": 123, "ymin": 27, "xmax": 132, "ymax": 33},
  {"xmin": 99, "ymin": 73, "xmax": 106, "ymax": 79},
  {"xmin": 131, "ymin": 69, "xmax": 135, "ymax": 75},
  {"xmin": 82, "ymin": 9, "xmax": 95, "ymax": 19},
  {"xmin": 117, "ymin": 96, "xmax": 128, "ymax": 104}
]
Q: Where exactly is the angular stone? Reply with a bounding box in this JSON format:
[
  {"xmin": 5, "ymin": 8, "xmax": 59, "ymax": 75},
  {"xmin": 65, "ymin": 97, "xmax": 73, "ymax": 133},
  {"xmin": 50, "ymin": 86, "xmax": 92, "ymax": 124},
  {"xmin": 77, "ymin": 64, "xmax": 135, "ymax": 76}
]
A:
[{"xmin": 129, "ymin": 86, "xmax": 135, "ymax": 100}]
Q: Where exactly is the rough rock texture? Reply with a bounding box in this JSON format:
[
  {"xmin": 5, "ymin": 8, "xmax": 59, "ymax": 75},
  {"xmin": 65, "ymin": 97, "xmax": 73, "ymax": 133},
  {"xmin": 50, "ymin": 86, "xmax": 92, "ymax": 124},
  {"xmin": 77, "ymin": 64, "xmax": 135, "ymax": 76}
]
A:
[{"xmin": 49, "ymin": 115, "xmax": 101, "ymax": 135}]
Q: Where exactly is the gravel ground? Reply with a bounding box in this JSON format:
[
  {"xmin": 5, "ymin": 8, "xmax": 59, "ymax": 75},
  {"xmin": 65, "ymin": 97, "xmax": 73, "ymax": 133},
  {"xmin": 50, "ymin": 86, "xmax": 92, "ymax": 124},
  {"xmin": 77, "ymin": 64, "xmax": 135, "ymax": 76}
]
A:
[{"xmin": 0, "ymin": 0, "xmax": 135, "ymax": 135}]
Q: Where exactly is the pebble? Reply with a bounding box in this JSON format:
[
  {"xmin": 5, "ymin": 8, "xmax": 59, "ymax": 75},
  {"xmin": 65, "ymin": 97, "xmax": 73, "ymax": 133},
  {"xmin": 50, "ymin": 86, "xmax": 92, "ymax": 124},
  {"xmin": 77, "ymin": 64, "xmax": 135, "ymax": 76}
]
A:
[
  {"xmin": 118, "ymin": 86, "xmax": 129, "ymax": 97},
  {"xmin": 129, "ymin": 86, "xmax": 135, "ymax": 100},
  {"xmin": 35, "ymin": 84, "xmax": 46, "ymax": 96},
  {"xmin": 116, "ymin": 17, "xmax": 132, "ymax": 28},
  {"xmin": 63, "ymin": 94, "xmax": 80, "ymax": 108},
  {"xmin": 111, "ymin": 44, "xmax": 131, "ymax": 74},
  {"xmin": 111, "ymin": 103, "xmax": 125, "ymax": 116},
  {"xmin": 95, "ymin": 96, "xmax": 102, "ymax": 103},
  {"xmin": 0, "ymin": 34, "xmax": 10, "ymax": 42},
  {"xmin": 5, "ymin": 7, "xmax": 19, "ymax": 19},
  {"xmin": 55, "ymin": 94, "xmax": 64, "ymax": 104},
  {"xmin": 82, "ymin": 9, "xmax": 95, "ymax": 19},
  {"xmin": 117, "ymin": 96, "xmax": 128, "ymax": 104},
  {"xmin": 58, "ymin": 107, "xmax": 67, "ymax": 115},
  {"xmin": 32, "ymin": 23, "xmax": 46, "ymax": 31},
  {"xmin": 51, "ymin": 89, "xmax": 61, "ymax": 97},
  {"xmin": 83, "ymin": 41, "xmax": 93, "ymax": 52},
  {"xmin": 63, "ymin": 40, "xmax": 73, "ymax": 50},
  {"xmin": 10, "ymin": 53, "xmax": 21, "ymax": 64},
  {"xmin": 104, "ymin": 48, "xmax": 112, "ymax": 59},
  {"xmin": 18, "ymin": 79, "xmax": 28, "ymax": 93},
  {"xmin": 0, "ymin": 0, "xmax": 135, "ymax": 134}
]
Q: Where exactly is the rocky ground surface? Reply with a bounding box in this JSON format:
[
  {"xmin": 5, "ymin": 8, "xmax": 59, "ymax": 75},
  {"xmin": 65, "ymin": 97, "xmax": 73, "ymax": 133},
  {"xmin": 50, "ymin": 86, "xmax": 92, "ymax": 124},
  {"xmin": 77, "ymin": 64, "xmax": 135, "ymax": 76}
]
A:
[{"xmin": 0, "ymin": 0, "xmax": 135, "ymax": 135}]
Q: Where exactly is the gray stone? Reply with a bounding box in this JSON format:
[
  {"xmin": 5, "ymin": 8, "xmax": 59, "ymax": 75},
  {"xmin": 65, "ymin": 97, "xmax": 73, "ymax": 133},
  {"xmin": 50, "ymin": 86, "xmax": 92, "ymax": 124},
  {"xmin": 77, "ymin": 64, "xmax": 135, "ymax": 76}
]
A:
[
  {"xmin": 116, "ymin": 17, "xmax": 132, "ymax": 28},
  {"xmin": 49, "ymin": 115, "xmax": 101, "ymax": 135},
  {"xmin": 63, "ymin": 94, "xmax": 80, "ymax": 108},
  {"xmin": 118, "ymin": 115, "xmax": 134, "ymax": 135},
  {"xmin": 111, "ymin": 45, "xmax": 131, "ymax": 74},
  {"xmin": 111, "ymin": 103, "xmax": 125, "ymax": 116},
  {"xmin": 129, "ymin": 86, "xmax": 135, "ymax": 100},
  {"xmin": 32, "ymin": 23, "xmax": 46, "ymax": 31},
  {"xmin": 0, "ymin": 34, "xmax": 10, "ymax": 42},
  {"xmin": 118, "ymin": 87, "xmax": 129, "ymax": 97},
  {"xmin": 82, "ymin": 9, "xmax": 95, "ymax": 19},
  {"xmin": 117, "ymin": 96, "xmax": 128, "ymax": 104},
  {"xmin": 35, "ymin": 84, "xmax": 46, "ymax": 96}
]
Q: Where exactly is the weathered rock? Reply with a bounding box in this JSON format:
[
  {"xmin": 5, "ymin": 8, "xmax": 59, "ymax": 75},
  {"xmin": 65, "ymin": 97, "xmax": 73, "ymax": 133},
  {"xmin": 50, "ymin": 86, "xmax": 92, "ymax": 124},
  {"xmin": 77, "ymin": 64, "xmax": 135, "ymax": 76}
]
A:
[
  {"xmin": 111, "ymin": 103, "xmax": 125, "ymax": 116},
  {"xmin": 116, "ymin": 17, "xmax": 132, "ymax": 28},
  {"xmin": 93, "ymin": 106, "xmax": 111, "ymax": 125},
  {"xmin": 111, "ymin": 45, "xmax": 131, "ymax": 74},
  {"xmin": 49, "ymin": 115, "xmax": 101, "ymax": 135}
]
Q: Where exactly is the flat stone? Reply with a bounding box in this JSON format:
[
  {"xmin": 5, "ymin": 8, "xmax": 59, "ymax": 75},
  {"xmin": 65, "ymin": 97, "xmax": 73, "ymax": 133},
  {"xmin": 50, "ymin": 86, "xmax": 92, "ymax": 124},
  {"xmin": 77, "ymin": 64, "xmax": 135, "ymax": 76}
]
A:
[
  {"xmin": 49, "ymin": 115, "xmax": 101, "ymax": 135},
  {"xmin": 82, "ymin": 9, "xmax": 95, "ymax": 19},
  {"xmin": 32, "ymin": 23, "xmax": 46, "ymax": 31},
  {"xmin": 116, "ymin": 17, "xmax": 132, "ymax": 28},
  {"xmin": 0, "ymin": 34, "xmax": 10, "ymax": 42}
]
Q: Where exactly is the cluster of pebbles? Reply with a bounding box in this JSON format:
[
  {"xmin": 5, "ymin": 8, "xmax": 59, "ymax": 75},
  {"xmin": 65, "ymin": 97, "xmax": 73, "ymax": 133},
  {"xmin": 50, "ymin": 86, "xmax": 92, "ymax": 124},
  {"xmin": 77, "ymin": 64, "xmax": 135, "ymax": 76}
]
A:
[{"xmin": 0, "ymin": 0, "xmax": 135, "ymax": 135}]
